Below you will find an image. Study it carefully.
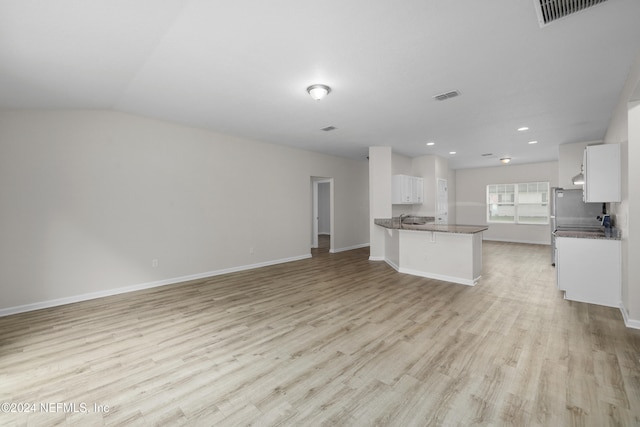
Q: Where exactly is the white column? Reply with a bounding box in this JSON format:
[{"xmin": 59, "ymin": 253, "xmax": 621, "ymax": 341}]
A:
[
  {"xmin": 626, "ymin": 100, "xmax": 640, "ymax": 324},
  {"xmin": 369, "ymin": 147, "xmax": 392, "ymax": 260}
]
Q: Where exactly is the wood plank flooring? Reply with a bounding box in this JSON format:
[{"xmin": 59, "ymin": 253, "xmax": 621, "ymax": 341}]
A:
[{"xmin": 2, "ymin": 241, "xmax": 640, "ymax": 426}]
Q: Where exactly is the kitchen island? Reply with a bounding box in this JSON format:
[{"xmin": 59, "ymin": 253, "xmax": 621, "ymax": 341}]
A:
[{"xmin": 375, "ymin": 217, "xmax": 488, "ymax": 286}]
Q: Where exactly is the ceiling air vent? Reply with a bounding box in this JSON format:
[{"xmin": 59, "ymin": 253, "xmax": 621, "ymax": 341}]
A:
[
  {"xmin": 321, "ymin": 126, "xmax": 337, "ymax": 132},
  {"xmin": 534, "ymin": 0, "xmax": 609, "ymax": 27},
  {"xmin": 433, "ymin": 90, "xmax": 460, "ymax": 101}
]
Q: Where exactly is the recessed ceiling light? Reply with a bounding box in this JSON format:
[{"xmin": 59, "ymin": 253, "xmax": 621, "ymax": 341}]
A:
[
  {"xmin": 449, "ymin": 151, "xmax": 456, "ymax": 155},
  {"xmin": 517, "ymin": 127, "xmax": 529, "ymax": 132},
  {"xmin": 426, "ymin": 142, "xmax": 435, "ymax": 146},
  {"xmin": 500, "ymin": 157, "xmax": 511, "ymax": 164},
  {"xmin": 528, "ymin": 140, "xmax": 538, "ymax": 144}
]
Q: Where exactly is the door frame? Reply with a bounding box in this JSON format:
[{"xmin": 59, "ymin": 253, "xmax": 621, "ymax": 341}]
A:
[
  {"xmin": 311, "ymin": 177, "xmax": 333, "ymax": 251},
  {"xmin": 437, "ymin": 178, "xmax": 448, "ymax": 224}
]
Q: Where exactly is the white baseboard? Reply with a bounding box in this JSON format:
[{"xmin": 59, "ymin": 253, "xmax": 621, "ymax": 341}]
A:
[
  {"xmin": 482, "ymin": 237, "xmax": 550, "ymax": 246},
  {"xmin": 0, "ymin": 254, "xmax": 311, "ymax": 318},
  {"xmin": 399, "ymin": 267, "xmax": 477, "ymax": 286},
  {"xmin": 369, "ymin": 256, "xmax": 385, "ymax": 261},
  {"xmin": 383, "ymin": 258, "xmax": 476, "ymax": 286},
  {"xmin": 330, "ymin": 243, "xmax": 369, "ymax": 254},
  {"xmin": 620, "ymin": 304, "xmax": 640, "ymax": 329},
  {"xmin": 384, "ymin": 258, "xmax": 400, "ymax": 272}
]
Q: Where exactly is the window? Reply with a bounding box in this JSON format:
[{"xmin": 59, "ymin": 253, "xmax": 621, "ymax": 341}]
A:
[
  {"xmin": 487, "ymin": 184, "xmax": 515, "ymax": 223},
  {"xmin": 487, "ymin": 182, "xmax": 549, "ymax": 224},
  {"xmin": 516, "ymin": 182, "xmax": 549, "ymax": 224}
]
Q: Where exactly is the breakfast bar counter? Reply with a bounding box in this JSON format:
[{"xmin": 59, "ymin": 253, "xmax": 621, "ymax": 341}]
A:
[{"xmin": 375, "ymin": 217, "xmax": 488, "ymax": 286}]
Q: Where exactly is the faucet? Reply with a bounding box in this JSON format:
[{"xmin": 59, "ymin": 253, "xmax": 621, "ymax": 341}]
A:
[{"xmin": 399, "ymin": 213, "xmax": 408, "ymax": 226}]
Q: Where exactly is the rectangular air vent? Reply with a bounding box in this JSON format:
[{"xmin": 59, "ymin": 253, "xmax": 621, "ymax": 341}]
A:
[
  {"xmin": 433, "ymin": 90, "xmax": 460, "ymax": 101},
  {"xmin": 321, "ymin": 126, "xmax": 337, "ymax": 132},
  {"xmin": 534, "ymin": 0, "xmax": 608, "ymax": 27}
]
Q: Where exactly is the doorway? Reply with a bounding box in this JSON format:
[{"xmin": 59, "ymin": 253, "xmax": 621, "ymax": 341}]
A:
[
  {"xmin": 311, "ymin": 177, "xmax": 333, "ymax": 255},
  {"xmin": 437, "ymin": 178, "xmax": 448, "ymax": 224}
]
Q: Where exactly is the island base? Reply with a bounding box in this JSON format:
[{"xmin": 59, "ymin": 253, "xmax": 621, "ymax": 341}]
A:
[{"xmin": 382, "ymin": 228, "xmax": 483, "ymax": 286}]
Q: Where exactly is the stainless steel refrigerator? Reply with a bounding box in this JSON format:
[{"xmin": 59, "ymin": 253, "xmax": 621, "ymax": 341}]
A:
[{"xmin": 550, "ymin": 187, "xmax": 602, "ymax": 265}]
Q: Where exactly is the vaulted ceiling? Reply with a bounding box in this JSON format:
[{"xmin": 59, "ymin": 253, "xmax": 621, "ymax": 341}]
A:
[{"xmin": 2, "ymin": 0, "xmax": 639, "ymax": 168}]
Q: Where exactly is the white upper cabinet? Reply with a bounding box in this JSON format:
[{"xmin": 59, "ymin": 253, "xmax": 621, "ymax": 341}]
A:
[
  {"xmin": 583, "ymin": 144, "xmax": 621, "ymax": 203},
  {"xmin": 392, "ymin": 175, "xmax": 423, "ymax": 204}
]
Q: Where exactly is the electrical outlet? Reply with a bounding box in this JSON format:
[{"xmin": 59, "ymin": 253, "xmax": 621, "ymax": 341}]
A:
[{"xmin": 152, "ymin": 259, "xmax": 159, "ymax": 268}]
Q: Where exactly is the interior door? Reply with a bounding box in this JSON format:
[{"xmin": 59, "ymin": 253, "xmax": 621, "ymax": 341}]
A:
[{"xmin": 437, "ymin": 178, "xmax": 448, "ymax": 224}]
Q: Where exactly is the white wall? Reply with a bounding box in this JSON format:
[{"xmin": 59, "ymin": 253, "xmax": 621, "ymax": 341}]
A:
[
  {"xmin": 369, "ymin": 147, "xmax": 393, "ymax": 260},
  {"xmin": 558, "ymin": 141, "xmax": 590, "ymax": 189},
  {"xmin": 455, "ymin": 162, "xmax": 558, "ymax": 244},
  {"xmin": 626, "ymin": 101, "xmax": 640, "ymax": 326},
  {"xmin": 411, "ymin": 155, "xmax": 449, "ymax": 219},
  {"xmin": 391, "ymin": 152, "xmax": 413, "ymax": 217},
  {"xmin": 411, "ymin": 156, "xmax": 436, "ymax": 217},
  {"xmin": 604, "ymin": 50, "xmax": 640, "ymax": 327},
  {"xmin": 388, "ymin": 153, "xmax": 450, "ymax": 219},
  {"xmin": 0, "ymin": 110, "xmax": 369, "ymax": 313},
  {"xmin": 391, "ymin": 152, "xmax": 412, "ymax": 175},
  {"xmin": 448, "ymin": 168, "xmax": 457, "ymax": 223}
]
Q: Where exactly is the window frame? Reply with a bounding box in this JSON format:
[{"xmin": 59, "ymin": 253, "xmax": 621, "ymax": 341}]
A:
[{"xmin": 486, "ymin": 181, "xmax": 550, "ymax": 225}]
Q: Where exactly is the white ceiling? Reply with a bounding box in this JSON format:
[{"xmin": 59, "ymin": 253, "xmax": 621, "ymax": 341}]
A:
[{"xmin": 2, "ymin": 0, "xmax": 639, "ymax": 168}]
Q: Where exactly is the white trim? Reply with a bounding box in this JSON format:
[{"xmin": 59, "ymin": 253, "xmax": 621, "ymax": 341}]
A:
[
  {"xmin": 398, "ymin": 267, "xmax": 478, "ymax": 286},
  {"xmin": 369, "ymin": 256, "xmax": 385, "ymax": 261},
  {"xmin": 483, "ymin": 237, "xmax": 550, "ymax": 246},
  {"xmin": 382, "ymin": 257, "xmax": 477, "ymax": 286},
  {"xmin": 0, "ymin": 254, "xmax": 311, "ymax": 317},
  {"xmin": 486, "ymin": 181, "xmax": 550, "ymax": 225},
  {"xmin": 384, "ymin": 258, "xmax": 400, "ymax": 272},
  {"xmin": 620, "ymin": 304, "xmax": 640, "ymax": 329},
  {"xmin": 311, "ymin": 179, "xmax": 319, "ymax": 249},
  {"xmin": 330, "ymin": 243, "xmax": 369, "ymax": 253},
  {"xmin": 562, "ymin": 292, "xmax": 620, "ymax": 308},
  {"xmin": 311, "ymin": 176, "xmax": 334, "ymax": 252}
]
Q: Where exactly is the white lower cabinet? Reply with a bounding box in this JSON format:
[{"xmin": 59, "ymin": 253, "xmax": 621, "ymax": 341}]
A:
[{"xmin": 556, "ymin": 237, "xmax": 621, "ymax": 307}]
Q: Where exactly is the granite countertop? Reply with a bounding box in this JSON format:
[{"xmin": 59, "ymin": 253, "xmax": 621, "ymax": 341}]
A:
[
  {"xmin": 374, "ymin": 216, "xmax": 433, "ymax": 228},
  {"xmin": 554, "ymin": 228, "xmax": 621, "ymax": 240},
  {"xmin": 374, "ymin": 218, "xmax": 488, "ymax": 234}
]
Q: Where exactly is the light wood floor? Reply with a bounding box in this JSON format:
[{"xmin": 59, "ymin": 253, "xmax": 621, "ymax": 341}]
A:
[{"xmin": 2, "ymin": 241, "xmax": 640, "ymax": 426}]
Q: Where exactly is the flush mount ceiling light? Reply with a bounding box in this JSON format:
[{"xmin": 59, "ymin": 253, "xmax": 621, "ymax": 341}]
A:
[
  {"xmin": 426, "ymin": 142, "xmax": 435, "ymax": 146},
  {"xmin": 307, "ymin": 84, "xmax": 331, "ymax": 100},
  {"xmin": 517, "ymin": 127, "xmax": 529, "ymax": 132},
  {"xmin": 528, "ymin": 140, "xmax": 539, "ymax": 144},
  {"xmin": 449, "ymin": 151, "xmax": 456, "ymax": 155},
  {"xmin": 500, "ymin": 157, "xmax": 511, "ymax": 164}
]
